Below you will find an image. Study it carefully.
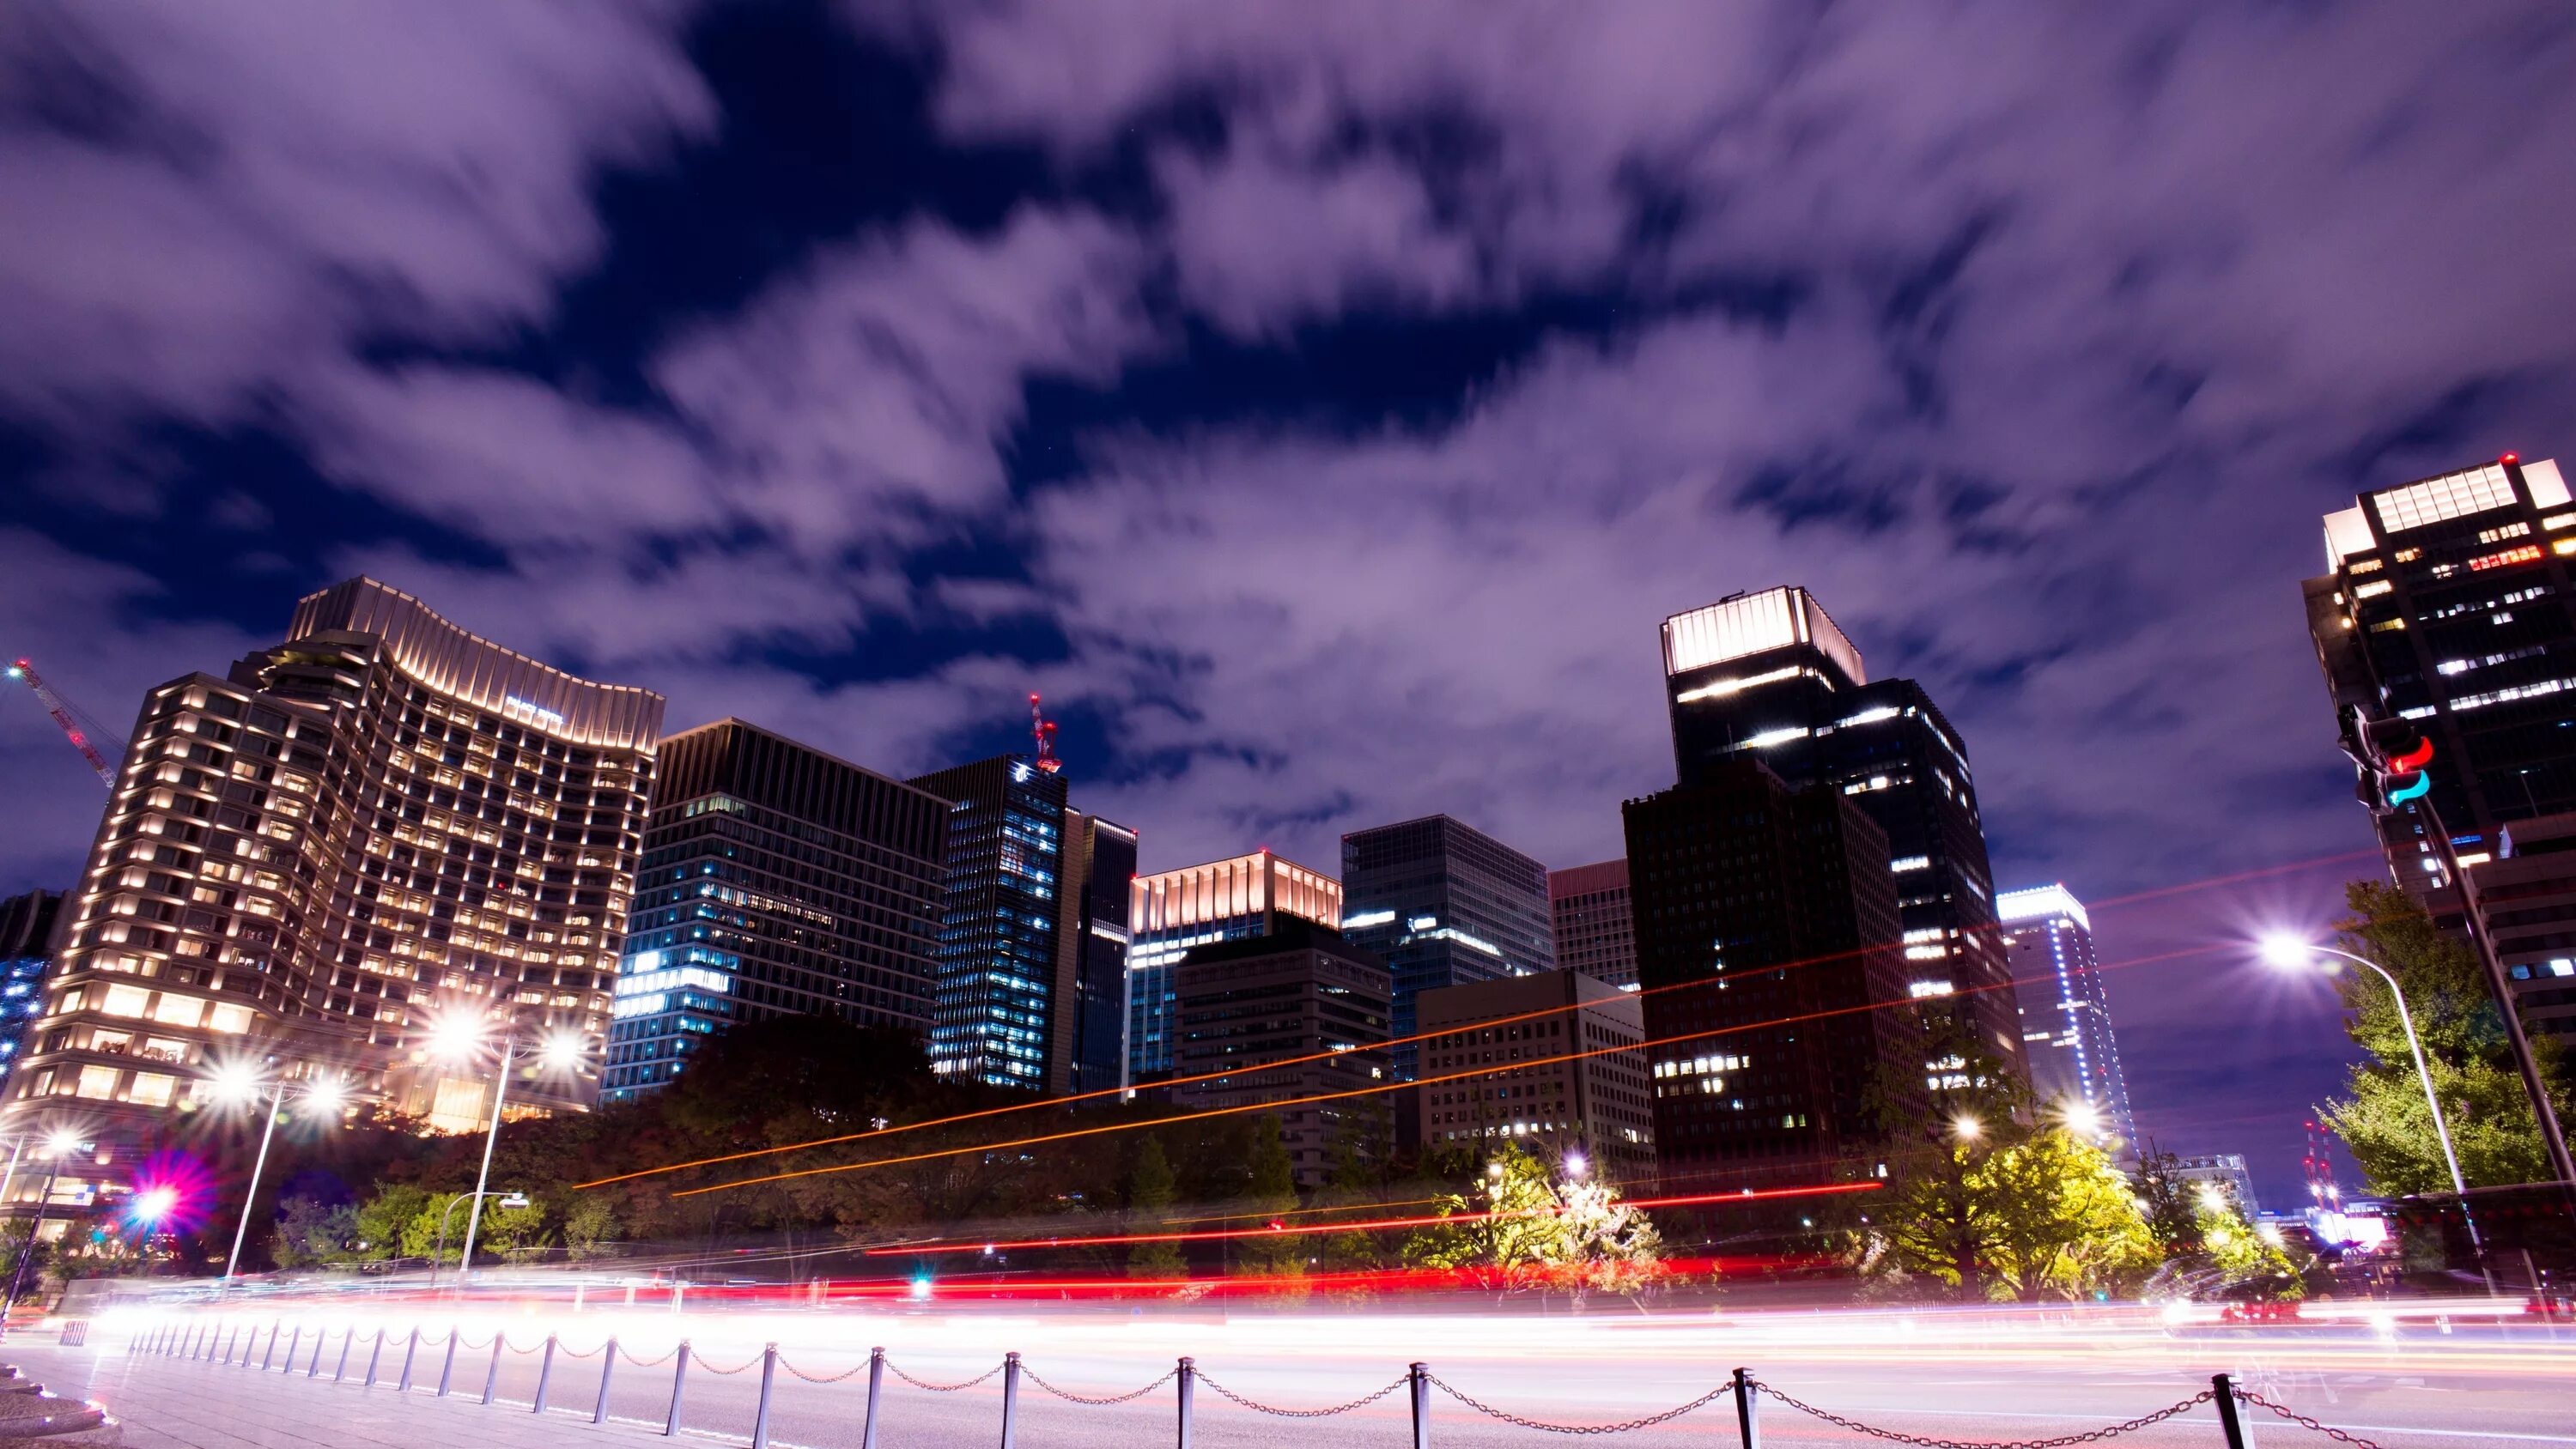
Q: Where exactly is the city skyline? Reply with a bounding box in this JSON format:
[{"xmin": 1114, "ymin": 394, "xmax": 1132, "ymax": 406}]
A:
[{"xmin": 9, "ymin": 4, "xmax": 2575, "ymax": 1208}]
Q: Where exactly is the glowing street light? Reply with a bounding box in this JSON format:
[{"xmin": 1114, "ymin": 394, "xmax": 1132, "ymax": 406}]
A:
[
  {"xmin": 2259, "ymin": 936, "xmax": 2471, "ymax": 1203},
  {"xmin": 130, "ymin": 1185, "xmax": 179, "ymax": 1229},
  {"xmin": 1562, "ymin": 1150, "xmax": 1589, "ymax": 1180},
  {"xmin": 1952, "ymin": 1115, "xmax": 1982, "ymax": 1143},
  {"xmin": 428, "ymin": 1015, "xmax": 592, "ymax": 1284},
  {"xmin": 210, "ymin": 1064, "xmax": 349, "ymax": 1288},
  {"xmin": 2, "ymin": 1128, "xmax": 94, "ymax": 1319},
  {"xmin": 2061, "ymin": 1100, "xmax": 2104, "ymax": 1141}
]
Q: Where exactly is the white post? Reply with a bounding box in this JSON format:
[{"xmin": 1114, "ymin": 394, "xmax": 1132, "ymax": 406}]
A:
[
  {"xmin": 222, "ymin": 1082, "xmax": 285, "ymax": 1286},
  {"xmin": 457, "ymin": 1034, "xmax": 513, "ymax": 1280}
]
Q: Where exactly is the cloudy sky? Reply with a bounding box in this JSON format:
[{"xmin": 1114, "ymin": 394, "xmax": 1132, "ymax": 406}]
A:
[{"xmin": 7, "ymin": 1, "xmax": 2573, "ymax": 1201}]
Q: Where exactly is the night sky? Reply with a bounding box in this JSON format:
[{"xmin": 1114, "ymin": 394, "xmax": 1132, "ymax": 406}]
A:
[{"xmin": 7, "ymin": 3, "xmax": 2574, "ymax": 1206}]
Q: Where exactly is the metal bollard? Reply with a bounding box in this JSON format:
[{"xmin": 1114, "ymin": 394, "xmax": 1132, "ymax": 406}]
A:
[
  {"xmin": 437, "ymin": 1330, "xmax": 460, "ymax": 1397},
  {"xmin": 750, "ymin": 1343, "xmax": 779, "ymax": 1449},
  {"xmin": 532, "ymin": 1335, "xmax": 557, "ymax": 1415},
  {"xmin": 398, "ymin": 1327, "xmax": 422, "ymax": 1393},
  {"xmin": 307, "ymin": 1328, "xmax": 325, "ymax": 1377},
  {"xmin": 663, "ymin": 1342, "xmax": 692, "ymax": 1437},
  {"xmin": 482, "ymin": 1335, "xmax": 503, "ymax": 1404},
  {"xmin": 2212, "ymin": 1373, "xmax": 2253, "ymax": 1449},
  {"xmin": 592, "ymin": 1337, "xmax": 618, "ymax": 1425},
  {"xmin": 861, "ymin": 1348, "xmax": 884, "ymax": 1449},
  {"xmin": 1176, "ymin": 1356, "xmax": 1195, "ymax": 1449},
  {"xmin": 1731, "ymin": 1367, "xmax": 1759, "ymax": 1449},
  {"xmin": 222, "ymin": 1325, "xmax": 239, "ymax": 1365},
  {"xmin": 335, "ymin": 1326, "xmax": 354, "ymax": 1381},
  {"xmin": 260, "ymin": 1320, "xmax": 280, "ymax": 1371},
  {"xmin": 1407, "ymin": 1362, "xmax": 1430, "ymax": 1449},
  {"xmin": 282, "ymin": 1325, "xmax": 301, "ymax": 1372},
  {"xmin": 999, "ymin": 1352, "xmax": 1022, "ymax": 1449},
  {"xmin": 365, "ymin": 1328, "xmax": 386, "ymax": 1387}
]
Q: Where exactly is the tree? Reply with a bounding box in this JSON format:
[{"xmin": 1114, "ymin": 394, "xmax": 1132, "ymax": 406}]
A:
[
  {"xmin": 2130, "ymin": 1150, "xmax": 2203, "ymax": 1257},
  {"xmin": 2317, "ymin": 882, "xmax": 2575, "ymax": 1193},
  {"xmin": 1975, "ymin": 1131, "xmax": 2160, "ymax": 1301},
  {"xmin": 354, "ymin": 1184, "xmax": 433, "ymax": 1262},
  {"xmin": 270, "ymin": 1197, "xmax": 360, "ymax": 1268},
  {"xmin": 1236, "ymin": 1117, "xmax": 1303, "ymax": 1276},
  {"xmin": 1403, "ymin": 1143, "xmax": 1659, "ymax": 1297},
  {"xmin": 1125, "ymin": 1137, "xmax": 1184, "ymax": 1279}
]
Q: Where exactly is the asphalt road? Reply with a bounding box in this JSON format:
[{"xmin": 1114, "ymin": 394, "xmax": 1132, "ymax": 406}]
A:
[{"xmin": 27, "ymin": 1296, "xmax": 2576, "ymax": 1449}]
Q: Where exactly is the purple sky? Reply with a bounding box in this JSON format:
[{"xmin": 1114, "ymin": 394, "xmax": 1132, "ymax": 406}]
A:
[{"xmin": 6, "ymin": 2, "xmax": 2575, "ymax": 1204}]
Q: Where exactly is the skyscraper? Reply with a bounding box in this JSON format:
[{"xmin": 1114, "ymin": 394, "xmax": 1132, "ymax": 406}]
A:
[
  {"xmin": 907, "ymin": 755, "xmax": 1068, "ymax": 1091},
  {"xmin": 1548, "ymin": 859, "xmax": 1637, "ymax": 989},
  {"xmin": 1126, "ymin": 850, "xmax": 1340, "ymax": 1084},
  {"xmin": 0, "ymin": 891, "xmax": 64, "ymax": 1088},
  {"xmin": 1661, "ymin": 587, "xmax": 2020, "ymax": 1073},
  {"xmin": 2302, "ymin": 454, "xmax": 2576, "ymax": 888},
  {"xmin": 1416, "ymin": 968, "xmax": 1656, "ymax": 1179},
  {"xmin": 0, "ymin": 577, "xmax": 660, "ymax": 1179},
  {"xmin": 1053, "ymin": 811, "xmax": 1137, "ymax": 1097},
  {"xmin": 601, "ymin": 720, "xmax": 951, "ymax": 1100},
  {"xmin": 1625, "ymin": 759, "xmax": 1922, "ymax": 1187},
  {"xmin": 1341, "ymin": 815, "xmax": 1555, "ymax": 1079},
  {"xmin": 1618, "ymin": 767, "xmax": 1927, "ymax": 1184},
  {"xmin": 1998, "ymin": 883, "xmax": 2136, "ymax": 1150},
  {"xmin": 1170, "ymin": 917, "xmax": 1391, "ymax": 1187}
]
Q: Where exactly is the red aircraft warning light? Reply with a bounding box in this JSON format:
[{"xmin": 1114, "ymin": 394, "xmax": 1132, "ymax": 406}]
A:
[{"xmin": 1029, "ymin": 692, "xmax": 1061, "ymax": 773}]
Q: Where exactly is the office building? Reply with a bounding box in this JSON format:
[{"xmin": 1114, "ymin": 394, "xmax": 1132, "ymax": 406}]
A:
[
  {"xmin": 1, "ymin": 577, "xmax": 660, "ymax": 1183},
  {"xmin": 2468, "ymin": 810, "xmax": 2576, "ymax": 1050},
  {"xmin": 1548, "ymin": 859, "xmax": 1637, "ymax": 989},
  {"xmin": 1624, "ymin": 759, "xmax": 1922, "ymax": 1187},
  {"xmin": 1999, "ymin": 883, "xmax": 2138, "ymax": 1150},
  {"xmin": 1417, "ymin": 969, "xmax": 1656, "ymax": 1179},
  {"xmin": 1661, "ymin": 587, "xmax": 2020, "ymax": 1073},
  {"xmin": 1341, "ymin": 815, "xmax": 1554, "ymax": 1079},
  {"xmin": 601, "ymin": 720, "xmax": 951, "ymax": 1100},
  {"xmin": 906, "ymin": 755, "xmax": 1068, "ymax": 1090},
  {"xmin": 2170, "ymin": 1152, "xmax": 2261, "ymax": 1217},
  {"xmin": 1170, "ymin": 918, "xmax": 1391, "ymax": 1187},
  {"xmin": 1053, "ymin": 811, "xmax": 1137, "ymax": 1096},
  {"xmin": 2303, "ymin": 455, "xmax": 2576, "ymax": 893},
  {"xmin": 1126, "ymin": 850, "xmax": 1340, "ymax": 1084},
  {"xmin": 0, "ymin": 891, "xmax": 64, "ymax": 1087}
]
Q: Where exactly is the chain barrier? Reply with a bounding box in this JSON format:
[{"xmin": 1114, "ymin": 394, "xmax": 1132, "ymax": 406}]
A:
[
  {"xmin": 693, "ymin": 1350, "xmax": 761, "ymax": 1376},
  {"xmin": 1195, "ymin": 1371, "xmax": 1411, "ymax": 1418},
  {"xmin": 552, "ymin": 1343, "xmax": 608, "ymax": 1360},
  {"xmin": 454, "ymin": 1334, "xmax": 495, "ymax": 1352},
  {"xmin": 2233, "ymin": 1389, "xmax": 2389, "ymax": 1449},
  {"xmin": 1020, "ymin": 1365, "xmax": 1178, "ymax": 1406},
  {"xmin": 1752, "ymin": 1379, "xmax": 2217, "ymax": 1449},
  {"xmin": 776, "ymin": 1357, "xmax": 872, "ymax": 1385},
  {"xmin": 619, "ymin": 1345, "xmax": 681, "ymax": 1370},
  {"xmin": 883, "ymin": 1359, "xmax": 1006, "ymax": 1393},
  {"xmin": 1429, "ymin": 1373, "xmax": 1734, "ymax": 1435}
]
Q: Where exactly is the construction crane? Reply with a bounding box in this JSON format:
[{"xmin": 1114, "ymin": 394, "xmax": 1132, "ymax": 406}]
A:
[
  {"xmin": 1028, "ymin": 692, "xmax": 1060, "ymax": 773},
  {"xmin": 7, "ymin": 657, "xmax": 115, "ymax": 787}
]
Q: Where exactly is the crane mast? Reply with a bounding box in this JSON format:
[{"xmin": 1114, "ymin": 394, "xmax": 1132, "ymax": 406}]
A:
[
  {"xmin": 7, "ymin": 657, "xmax": 114, "ymax": 786},
  {"xmin": 1029, "ymin": 692, "xmax": 1060, "ymax": 773}
]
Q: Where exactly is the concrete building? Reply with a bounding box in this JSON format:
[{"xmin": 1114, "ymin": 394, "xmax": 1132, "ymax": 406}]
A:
[
  {"xmin": 1, "ymin": 577, "xmax": 662, "ymax": 1200},
  {"xmin": 2171, "ymin": 1152, "xmax": 2261, "ymax": 1217},
  {"xmin": 602, "ymin": 719, "xmax": 951, "ymax": 1100},
  {"xmin": 1547, "ymin": 859, "xmax": 1637, "ymax": 990},
  {"xmin": 1170, "ymin": 918, "xmax": 1391, "ymax": 1187},
  {"xmin": 1341, "ymin": 815, "xmax": 1555, "ymax": 1080},
  {"xmin": 2468, "ymin": 810, "xmax": 2576, "ymax": 1050},
  {"xmin": 1416, "ymin": 969, "xmax": 1655, "ymax": 1180},
  {"xmin": 1126, "ymin": 850, "xmax": 1340, "ymax": 1085},
  {"xmin": 2000, "ymin": 883, "xmax": 2138, "ymax": 1151}
]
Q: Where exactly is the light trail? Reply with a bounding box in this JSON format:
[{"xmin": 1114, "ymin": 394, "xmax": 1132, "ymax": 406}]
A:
[
  {"xmin": 866, "ymin": 1181, "xmax": 1880, "ymax": 1256},
  {"xmin": 674, "ymin": 945, "xmax": 2226, "ymax": 1199},
  {"xmin": 1163, "ymin": 1193, "xmax": 1454, "ymax": 1224}
]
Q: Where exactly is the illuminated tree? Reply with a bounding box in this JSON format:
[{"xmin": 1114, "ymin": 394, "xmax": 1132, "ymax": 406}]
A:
[
  {"xmin": 1974, "ymin": 1131, "xmax": 2160, "ymax": 1301},
  {"xmin": 1403, "ymin": 1143, "xmax": 1659, "ymax": 1298}
]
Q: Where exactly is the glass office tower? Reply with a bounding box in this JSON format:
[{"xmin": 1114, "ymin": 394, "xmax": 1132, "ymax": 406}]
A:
[
  {"xmin": 907, "ymin": 755, "xmax": 1069, "ymax": 1090},
  {"xmin": 1999, "ymin": 883, "xmax": 2137, "ymax": 1151},
  {"xmin": 1340, "ymin": 815, "xmax": 1555, "ymax": 1080},
  {"xmin": 1054, "ymin": 810, "xmax": 1137, "ymax": 1097},
  {"xmin": 0, "ymin": 892, "xmax": 64, "ymax": 1089},
  {"xmin": 603, "ymin": 719, "xmax": 951, "ymax": 1100}
]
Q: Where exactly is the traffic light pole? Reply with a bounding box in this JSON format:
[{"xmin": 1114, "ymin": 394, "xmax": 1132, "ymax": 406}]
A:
[{"xmin": 2422, "ymin": 799, "xmax": 2576, "ymax": 1190}]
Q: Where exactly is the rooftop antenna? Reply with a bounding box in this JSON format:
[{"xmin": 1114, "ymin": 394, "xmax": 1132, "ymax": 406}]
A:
[{"xmin": 1029, "ymin": 693, "xmax": 1060, "ymax": 773}]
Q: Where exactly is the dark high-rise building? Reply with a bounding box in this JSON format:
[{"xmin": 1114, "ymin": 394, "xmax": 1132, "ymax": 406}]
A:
[
  {"xmin": 1052, "ymin": 811, "xmax": 1137, "ymax": 1097},
  {"xmin": 2303, "ymin": 454, "xmax": 2576, "ymax": 890},
  {"xmin": 0, "ymin": 577, "xmax": 659, "ymax": 1189},
  {"xmin": 1170, "ymin": 917, "xmax": 1391, "ymax": 1187},
  {"xmin": 1548, "ymin": 859, "xmax": 1637, "ymax": 990},
  {"xmin": 1126, "ymin": 850, "xmax": 1340, "ymax": 1085},
  {"xmin": 0, "ymin": 892, "xmax": 64, "ymax": 1088},
  {"xmin": 602, "ymin": 720, "xmax": 951, "ymax": 1100},
  {"xmin": 2468, "ymin": 811, "xmax": 2576, "ymax": 1052},
  {"xmin": 1341, "ymin": 815, "xmax": 1554, "ymax": 1079},
  {"xmin": 1999, "ymin": 884, "xmax": 2137, "ymax": 1152},
  {"xmin": 1662, "ymin": 588, "xmax": 2020, "ymax": 1073},
  {"xmin": 1624, "ymin": 760, "xmax": 1922, "ymax": 1187},
  {"xmin": 907, "ymin": 755, "xmax": 1069, "ymax": 1091},
  {"xmin": 1416, "ymin": 968, "xmax": 1656, "ymax": 1180}
]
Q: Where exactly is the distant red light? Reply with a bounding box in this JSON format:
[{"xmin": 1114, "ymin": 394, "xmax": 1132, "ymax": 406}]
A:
[{"xmin": 2502, "ymin": 452, "xmax": 2519, "ymax": 465}]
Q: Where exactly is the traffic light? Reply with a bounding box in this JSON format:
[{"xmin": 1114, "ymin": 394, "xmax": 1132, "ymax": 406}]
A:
[{"xmin": 2340, "ymin": 706, "xmax": 2434, "ymax": 814}]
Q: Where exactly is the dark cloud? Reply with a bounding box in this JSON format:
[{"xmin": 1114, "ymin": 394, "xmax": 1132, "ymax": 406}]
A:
[{"xmin": 9, "ymin": 0, "xmax": 2576, "ymax": 1201}]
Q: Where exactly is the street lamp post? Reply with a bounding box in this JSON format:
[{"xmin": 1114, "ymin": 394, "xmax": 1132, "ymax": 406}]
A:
[
  {"xmin": 431, "ymin": 1190, "xmax": 530, "ymax": 1289},
  {"xmin": 425, "ymin": 1016, "xmax": 586, "ymax": 1285},
  {"xmin": 211, "ymin": 1065, "xmax": 348, "ymax": 1288},
  {"xmin": 2, "ymin": 1131, "xmax": 88, "ymax": 1329}
]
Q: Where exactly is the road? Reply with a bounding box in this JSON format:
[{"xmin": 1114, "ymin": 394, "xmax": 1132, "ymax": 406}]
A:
[{"xmin": 20, "ymin": 1295, "xmax": 2576, "ymax": 1449}]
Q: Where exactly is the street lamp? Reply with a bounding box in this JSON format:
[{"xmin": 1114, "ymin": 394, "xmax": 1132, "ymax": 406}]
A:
[
  {"xmin": 1952, "ymin": 1115, "xmax": 1982, "ymax": 1143},
  {"xmin": 1, "ymin": 1131, "xmax": 91, "ymax": 1325},
  {"xmin": 423, "ymin": 1014, "xmax": 588, "ymax": 1282},
  {"xmin": 429, "ymin": 1190, "xmax": 531, "ymax": 1288},
  {"xmin": 210, "ymin": 1064, "xmax": 349, "ymax": 1287},
  {"xmin": 2061, "ymin": 1100, "xmax": 2105, "ymax": 1142},
  {"xmin": 2260, "ymin": 937, "xmax": 2473, "ymax": 1203}
]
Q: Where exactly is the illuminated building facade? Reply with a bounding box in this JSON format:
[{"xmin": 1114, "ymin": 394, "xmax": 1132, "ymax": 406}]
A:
[
  {"xmin": 1548, "ymin": 858, "xmax": 1637, "ymax": 989},
  {"xmin": 0, "ymin": 892, "xmax": 64, "ymax": 1088},
  {"xmin": 1125, "ymin": 850, "xmax": 1339, "ymax": 1085},
  {"xmin": 1170, "ymin": 917, "xmax": 1390, "ymax": 1187},
  {"xmin": 1624, "ymin": 760, "xmax": 1922, "ymax": 1187},
  {"xmin": 906, "ymin": 755, "xmax": 1068, "ymax": 1090},
  {"xmin": 2302, "ymin": 455, "xmax": 2576, "ymax": 892},
  {"xmin": 1053, "ymin": 811, "xmax": 1137, "ymax": 1097},
  {"xmin": 1999, "ymin": 883, "xmax": 2136, "ymax": 1151},
  {"xmin": 1662, "ymin": 588, "xmax": 2021, "ymax": 1074},
  {"xmin": 1340, "ymin": 815, "xmax": 1555, "ymax": 1081},
  {"xmin": 0, "ymin": 578, "xmax": 661, "ymax": 1194},
  {"xmin": 1417, "ymin": 968, "xmax": 1655, "ymax": 1180},
  {"xmin": 602, "ymin": 720, "xmax": 951, "ymax": 1100}
]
